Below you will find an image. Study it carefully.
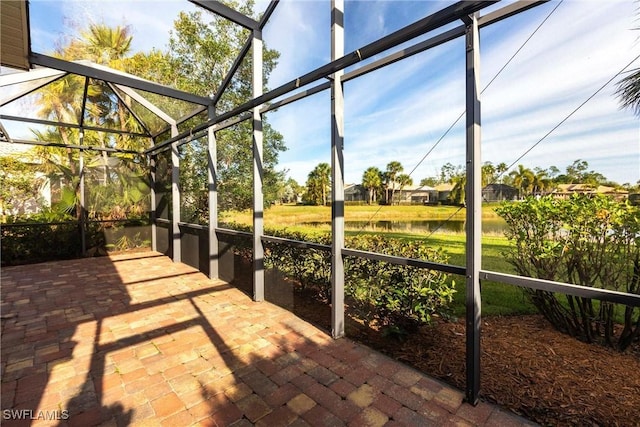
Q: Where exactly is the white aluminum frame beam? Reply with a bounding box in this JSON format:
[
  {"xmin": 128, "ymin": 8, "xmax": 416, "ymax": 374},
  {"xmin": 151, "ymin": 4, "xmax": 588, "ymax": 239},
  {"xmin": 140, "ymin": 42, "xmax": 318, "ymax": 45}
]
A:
[
  {"xmin": 252, "ymin": 29, "xmax": 265, "ymax": 302},
  {"xmin": 106, "ymin": 82, "xmax": 154, "ymax": 136},
  {"xmin": 0, "ymin": 69, "xmax": 67, "ymax": 106},
  {"xmin": 113, "ymin": 84, "xmax": 176, "ymax": 126},
  {"xmin": 0, "ymin": 114, "xmax": 150, "ymax": 138},
  {"xmin": 7, "ymin": 138, "xmax": 140, "ymax": 154},
  {"xmin": 0, "ymin": 66, "xmax": 66, "ymax": 86},
  {"xmin": 207, "ymin": 105, "xmax": 219, "ymax": 279},
  {"xmin": 464, "ymin": 12, "xmax": 482, "ymax": 406},
  {"xmin": 331, "ymin": 0, "xmax": 346, "ymax": 339}
]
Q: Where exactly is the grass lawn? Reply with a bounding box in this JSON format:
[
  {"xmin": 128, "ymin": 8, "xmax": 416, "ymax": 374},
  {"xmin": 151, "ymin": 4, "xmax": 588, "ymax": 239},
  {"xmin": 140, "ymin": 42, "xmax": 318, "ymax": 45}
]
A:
[{"xmin": 222, "ymin": 203, "xmax": 503, "ymax": 226}]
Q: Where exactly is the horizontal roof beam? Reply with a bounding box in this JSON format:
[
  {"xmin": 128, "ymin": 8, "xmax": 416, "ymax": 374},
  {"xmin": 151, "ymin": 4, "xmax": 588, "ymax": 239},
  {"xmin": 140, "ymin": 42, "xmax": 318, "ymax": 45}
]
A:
[
  {"xmin": 29, "ymin": 53, "xmax": 212, "ymax": 106},
  {"xmin": 189, "ymin": 0, "xmax": 259, "ymax": 30},
  {"xmin": 0, "ymin": 114, "xmax": 151, "ymax": 138},
  {"xmin": 260, "ymin": 81, "xmax": 331, "ymax": 114},
  {"xmin": 342, "ymin": 26, "xmax": 463, "ymax": 83},
  {"xmin": 477, "ymin": 0, "xmax": 548, "ymax": 27},
  {"xmin": 151, "ymin": 0, "xmax": 545, "ymax": 153},
  {"xmin": 7, "ymin": 138, "xmax": 142, "ymax": 154}
]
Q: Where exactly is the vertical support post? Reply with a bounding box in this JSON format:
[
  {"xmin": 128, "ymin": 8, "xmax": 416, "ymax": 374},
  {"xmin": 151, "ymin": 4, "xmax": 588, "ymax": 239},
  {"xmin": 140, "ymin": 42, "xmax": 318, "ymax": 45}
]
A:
[
  {"xmin": 78, "ymin": 79, "xmax": 89, "ymax": 257},
  {"xmin": 207, "ymin": 105, "xmax": 219, "ymax": 279},
  {"xmin": 79, "ymin": 131, "xmax": 86, "ymax": 256},
  {"xmin": 464, "ymin": 12, "xmax": 482, "ymax": 406},
  {"xmin": 331, "ymin": 0, "xmax": 345, "ymax": 339},
  {"xmin": 252, "ymin": 28, "xmax": 265, "ymax": 301},
  {"xmin": 171, "ymin": 125, "xmax": 181, "ymax": 263},
  {"xmin": 149, "ymin": 152, "xmax": 157, "ymax": 252}
]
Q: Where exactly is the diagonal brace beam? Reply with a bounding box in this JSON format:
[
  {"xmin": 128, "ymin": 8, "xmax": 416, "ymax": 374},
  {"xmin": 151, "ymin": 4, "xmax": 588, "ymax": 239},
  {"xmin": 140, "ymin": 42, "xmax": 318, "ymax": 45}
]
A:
[
  {"xmin": 114, "ymin": 84, "xmax": 176, "ymax": 125},
  {"xmin": 189, "ymin": 0, "xmax": 258, "ymax": 30}
]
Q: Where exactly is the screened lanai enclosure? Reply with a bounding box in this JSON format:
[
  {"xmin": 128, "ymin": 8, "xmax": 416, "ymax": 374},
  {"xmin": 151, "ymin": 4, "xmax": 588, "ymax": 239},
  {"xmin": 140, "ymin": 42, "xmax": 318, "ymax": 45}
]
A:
[{"xmin": 2, "ymin": 0, "xmax": 640, "ymax": 423}]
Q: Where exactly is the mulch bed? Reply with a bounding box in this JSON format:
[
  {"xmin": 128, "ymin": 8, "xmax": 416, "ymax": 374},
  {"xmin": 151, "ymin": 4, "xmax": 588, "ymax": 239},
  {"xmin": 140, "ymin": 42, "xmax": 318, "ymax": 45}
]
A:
[{"xmin": 385, "ymin": 315, "xmax": 640, "ymax": 426}]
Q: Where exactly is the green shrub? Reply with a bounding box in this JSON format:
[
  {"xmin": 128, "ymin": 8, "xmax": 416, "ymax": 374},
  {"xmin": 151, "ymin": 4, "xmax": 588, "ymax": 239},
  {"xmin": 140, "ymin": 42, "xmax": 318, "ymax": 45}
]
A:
[
  {"xmin": 1, "ymin": 213, "xmax": 150, "ymax": 265},
  {"xmin": 496, "ymin": 195, "xmax": 640, "ymax": 351},
  {"xmin": 1, "ymin": 221, "xmax": 81, "ymax": 265},
  {"xmin": 256, "ymin": 224, "xmax": 455, "ymax": 331},
  {"xmin": 345, "ymin": 234, "xmax": 454, "ymax": 329},
  {"xmin": 265, "ymin": 229, "xmax": 332, "ymax": 299}
]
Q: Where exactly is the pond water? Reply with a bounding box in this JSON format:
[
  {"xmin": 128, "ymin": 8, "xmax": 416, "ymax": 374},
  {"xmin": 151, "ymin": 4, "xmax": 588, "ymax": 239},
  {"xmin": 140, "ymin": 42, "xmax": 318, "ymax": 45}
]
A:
[{"xmin": 303, "ymin": 219, "xmax": 508, "ymax": 234}]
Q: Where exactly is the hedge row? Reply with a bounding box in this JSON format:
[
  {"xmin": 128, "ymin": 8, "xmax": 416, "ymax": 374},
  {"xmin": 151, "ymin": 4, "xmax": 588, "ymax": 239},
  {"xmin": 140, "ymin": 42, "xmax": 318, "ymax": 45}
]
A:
[{"xmin": 222, "ymin": 223, "xmax": 456, "ymax": 329}]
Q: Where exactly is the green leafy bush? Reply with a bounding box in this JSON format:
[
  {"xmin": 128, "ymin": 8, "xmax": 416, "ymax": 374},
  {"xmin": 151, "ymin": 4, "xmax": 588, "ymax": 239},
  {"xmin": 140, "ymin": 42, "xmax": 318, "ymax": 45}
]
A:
[
  {"xmin": 1, "ymin": 221, "xmax": 82, "ymax": 265},
  {"xmin": 257, "ymin": 225, "xmax": 455, "ymax": 331},
  {"xmin": 265, "ymin": 229, "xmax": 332, "ymax": 299},
  {"xmin": 345, "ymin": 235, "xmax": 454, "ymax": 329},
  {"xmin": 1, "ymin": 212, "xmax": 150, "ymax": 265},
  {"xmin": 496, "ymin": 195, "xmax": 640, "ymax": 351}
]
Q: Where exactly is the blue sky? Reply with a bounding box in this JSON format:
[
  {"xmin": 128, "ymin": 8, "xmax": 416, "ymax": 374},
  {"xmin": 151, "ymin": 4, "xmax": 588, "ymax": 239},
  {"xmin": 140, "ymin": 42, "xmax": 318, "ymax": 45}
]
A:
[{"xmin": 23, "ymin": 0, "xmax": 640, "ymax": 186}]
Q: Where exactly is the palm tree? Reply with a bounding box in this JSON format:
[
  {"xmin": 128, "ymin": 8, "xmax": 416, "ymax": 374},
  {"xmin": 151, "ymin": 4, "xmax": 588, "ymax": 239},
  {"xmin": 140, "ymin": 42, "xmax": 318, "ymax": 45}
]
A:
[
  {"xmin": 306, "ymin": 163, "xmax": 331, "ymax": 206},
  {"xmin": 481, "ymin": 162, "xmax": 496, "ymax": 187},
  {"xmin": 385, "ymin": 161, "xmax": 403, "ymax": 205},
  {"xmin": 617, "ymin": 68, "xmax": 640, "ymax": 116},
  {"xmin": 531, "ymin": 170, "xmax": 551, "ymax": 196},
  {"xmin": 509, "ymin": 165, "xmax": 534, "ymax": 198},
  {"xmin": 82, "ymin": 25, "xmax": 133, "ymax": 66},
  {"xmin": 32, "ymin": 24, "xmax": 147, "ymax": 220},
  {"xmin": 362, "ymin": 167, "xmax": 382, "ymax": 205},
  {"xmin": 316, "ymin": 163, "xmax": 331, "ymax": 206},
  {"xmin": 396, "ymin": 174, "xmax": 413, "ymax": 204},
  {"xmin": 449, "ymin": 172, "xmax": 466, "ymax": 206}
]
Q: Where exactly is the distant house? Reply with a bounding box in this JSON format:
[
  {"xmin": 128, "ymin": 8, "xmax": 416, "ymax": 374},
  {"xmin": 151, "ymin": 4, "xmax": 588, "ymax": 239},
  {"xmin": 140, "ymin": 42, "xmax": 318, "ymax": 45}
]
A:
[
  {"xmin": 409, "ymin": 185, "xmax": 438, "ymax": 205},
  {"xmin": 344, "ymin": 183, "xmax": 366, "ymax": 202},
  {"xmin": 482, "ymin": 184, "xmax": 518, "ymax": 202},
  {"xmin": 383, "ymin": 183, "xmax": 438, "ymax": 205},
  {"xmin": 553, "ymin": 184, "xmax": 628, "ymax": 201},
  {"xmin": 435, "ymin": 183, "xmax": 454, "ymax": 204}
]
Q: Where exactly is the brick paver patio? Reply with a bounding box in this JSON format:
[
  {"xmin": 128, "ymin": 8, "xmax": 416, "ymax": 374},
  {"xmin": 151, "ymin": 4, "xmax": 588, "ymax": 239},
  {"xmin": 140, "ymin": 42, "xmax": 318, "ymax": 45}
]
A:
[{"xmin": 1, "ymin": 252, "xmax": 537, "ymax": 426}]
